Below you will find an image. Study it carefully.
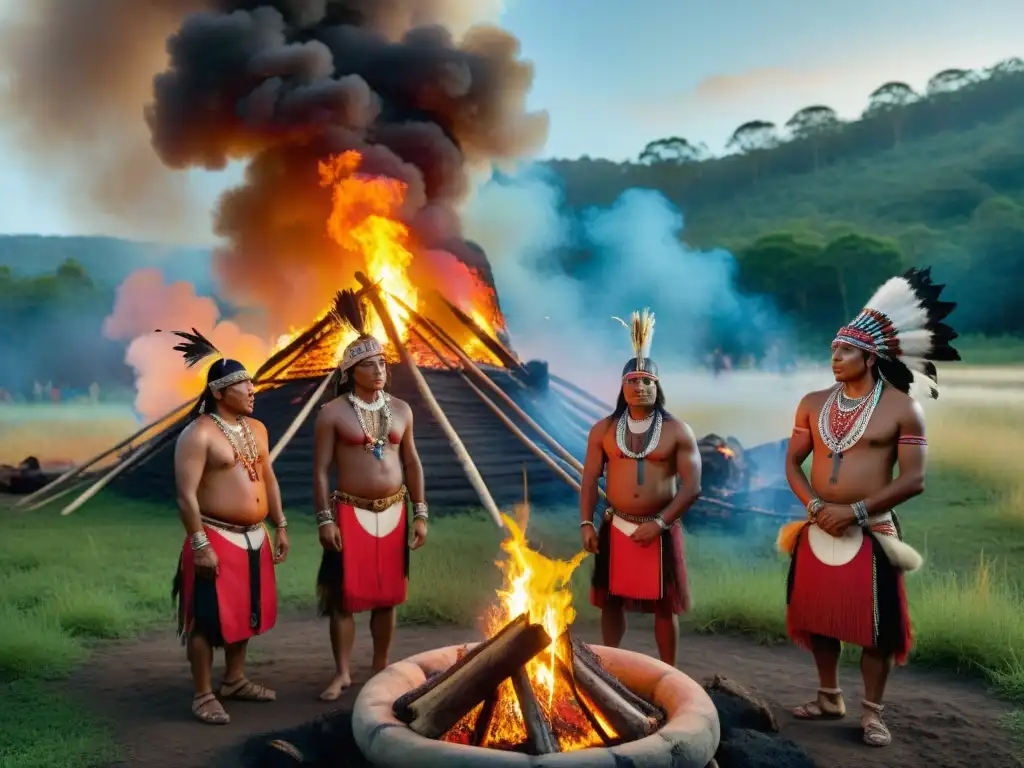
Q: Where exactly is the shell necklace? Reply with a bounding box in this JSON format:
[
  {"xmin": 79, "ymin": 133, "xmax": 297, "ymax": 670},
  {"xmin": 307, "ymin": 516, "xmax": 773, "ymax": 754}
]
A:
[
  {"xmin": 209, "ymin": 413, "xmax": 260, "ymax": 481},
  {"xmin": 349, "ymin": 392, "xmax": 392, "ymax": 460},
  {"xmin": 616, "ymin": 410, "xmax": 663, "ymax": 485}
]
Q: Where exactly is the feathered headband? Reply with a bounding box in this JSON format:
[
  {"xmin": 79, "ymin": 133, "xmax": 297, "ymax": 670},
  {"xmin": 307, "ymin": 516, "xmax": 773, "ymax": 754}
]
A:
[
  {"xmin": 613, "ymin": 308, "xmax": 659, "ymax": 381},
  {"xmin": 156, "ymin": 328, "xmax": 251, "ymax": 413},
  {"xmin": 833, "ymin": 267, "xmax": 960, "ymax": 398},
  {"xmin": 331, "ymin": 289, "xmax": 384, "ymax": 377}
]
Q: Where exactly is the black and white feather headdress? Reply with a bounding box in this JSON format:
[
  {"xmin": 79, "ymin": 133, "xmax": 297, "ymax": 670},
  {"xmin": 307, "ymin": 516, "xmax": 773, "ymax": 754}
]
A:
[{"xmin": 833, "ymin": 267, "xmax": 960, "ymax": 398}]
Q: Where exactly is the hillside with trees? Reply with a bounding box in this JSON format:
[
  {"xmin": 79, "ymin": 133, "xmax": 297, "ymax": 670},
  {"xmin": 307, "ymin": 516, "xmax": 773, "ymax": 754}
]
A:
[{"xmin": 548, "ymin": 57, "xmax": 1024, "ymax": 340}]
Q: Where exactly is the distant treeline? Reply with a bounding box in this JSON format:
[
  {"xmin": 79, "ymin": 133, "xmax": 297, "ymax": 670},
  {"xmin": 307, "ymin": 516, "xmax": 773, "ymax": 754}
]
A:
[{"xmin": 544, "ymin": 57, "xmax": 1024, "ymax": 340}]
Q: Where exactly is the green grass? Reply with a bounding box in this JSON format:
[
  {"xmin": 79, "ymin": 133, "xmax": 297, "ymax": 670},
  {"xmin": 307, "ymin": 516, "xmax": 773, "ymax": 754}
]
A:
[{"xmin": 3, "ymin": 400, "xmax": 1024, "ymax": 765}]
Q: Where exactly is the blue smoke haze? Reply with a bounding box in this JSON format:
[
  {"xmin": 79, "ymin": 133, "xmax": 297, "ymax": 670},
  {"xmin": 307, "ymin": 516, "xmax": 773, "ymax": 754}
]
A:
[{"xmin": 469, "ymin": 166, "xmax": 793, "ymax": 381}]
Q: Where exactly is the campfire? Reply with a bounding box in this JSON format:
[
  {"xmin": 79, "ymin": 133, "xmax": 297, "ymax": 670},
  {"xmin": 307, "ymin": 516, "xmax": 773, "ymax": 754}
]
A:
[{"xmin": 388, "ymin": 513, "xmax": 667, "ymax": 755}]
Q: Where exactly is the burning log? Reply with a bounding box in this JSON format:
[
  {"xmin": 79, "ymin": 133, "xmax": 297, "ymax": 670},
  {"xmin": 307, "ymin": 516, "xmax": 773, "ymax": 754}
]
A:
[
  {"xmin": 510, "ymin": 666, "xmax": 560, "ymax": 755},
  {"xmin": 569, "ymin": 636, "xmax": 664, "ymax": 741},
  {"xmin": 470, "ymin": 693, "xmax": 497, "ymax": 747},
  {"xmin": 392, "ymin": 614, "xmax": 552, "ymax": 740}
]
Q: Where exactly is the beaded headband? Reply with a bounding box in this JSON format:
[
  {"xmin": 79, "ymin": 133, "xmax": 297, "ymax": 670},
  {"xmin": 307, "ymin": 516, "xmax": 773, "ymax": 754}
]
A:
[
  {"xmin": 339, "ymin": 336, "xmax": 384, "ymax": 373},
  {"xmin": 208, "ymin": 368, "xmax": 251, "ymax": 391}
]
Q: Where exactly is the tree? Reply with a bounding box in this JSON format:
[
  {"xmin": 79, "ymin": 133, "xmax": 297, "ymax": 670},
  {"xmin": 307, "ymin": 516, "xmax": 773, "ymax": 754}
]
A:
[
  {"xmin": 862, "ymin": 81, "xmax": 917, "ymax": 146},
  {"xmin": 638, "ymin": 137, "xmax": 710, "ymax": 165},
  {"xmin": 785, "ymin": 105, "xmax": 840, "ymax": 170},
  {"xmin": 926, "ymin": 68, "xmax": 976, "ymax": 95},
  {"xmin": 726, "ymin": 120, "xmax": 779, "ymax": 181},
  {"xmin": 736, "ymin": 232, "xmax": 834, "ymax": 320},
  {"xmin": 987, "ymin": 57, "xmax": 1024, "ymax": 79},
  {"xmin": 821, "ymin": 233, "xmax": 903, "ymax": 321}
]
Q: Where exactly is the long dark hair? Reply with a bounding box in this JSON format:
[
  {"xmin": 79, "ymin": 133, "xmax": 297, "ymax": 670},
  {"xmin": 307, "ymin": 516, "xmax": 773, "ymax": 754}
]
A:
[{"xmin": 609, "ymin": 380, "xmax": 670, "ymax": 421}]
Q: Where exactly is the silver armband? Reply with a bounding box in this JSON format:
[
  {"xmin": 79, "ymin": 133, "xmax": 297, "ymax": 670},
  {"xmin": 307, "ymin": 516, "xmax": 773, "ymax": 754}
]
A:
[
  {"xmin": 315, "ymin": 509, "xmax": 335, "ymax": 528},
  {"xmin": 579, "ymin": 519, "xmax": 596, "ymax": 530},
  {"xmin": 190, "ymin": 531, "xmax": 210, "ymax": 551},
  {"xmin": 654, "ymin": 515, "xmax": 669, "ymax": 531},
  {"xmin": 274, "ymin": 516, "xmax": 288, "ymax": 529},
  {"xmin": 806, "ymin": 497, "xmax": 825, "ymax": 521},
  {"xmin": 413, "ymin": 501, "xmax": 428, "ymax": 521}
]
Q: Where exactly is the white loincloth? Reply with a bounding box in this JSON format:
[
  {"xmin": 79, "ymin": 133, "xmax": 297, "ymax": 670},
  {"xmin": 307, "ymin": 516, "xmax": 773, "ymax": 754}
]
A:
[
  {"xmin": 807, "ymin": 511, "xmax": 922, "ymax": 572},
  {"xmin": 351, "ymin": 500, "xmax": 405, "ymax": 539}
]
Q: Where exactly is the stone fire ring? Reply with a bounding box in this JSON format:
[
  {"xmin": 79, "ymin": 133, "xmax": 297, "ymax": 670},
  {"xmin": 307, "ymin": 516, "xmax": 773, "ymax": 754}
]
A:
[{"xmin": 352, "ymin": 643, "xmax": 720, "ymax": 768}]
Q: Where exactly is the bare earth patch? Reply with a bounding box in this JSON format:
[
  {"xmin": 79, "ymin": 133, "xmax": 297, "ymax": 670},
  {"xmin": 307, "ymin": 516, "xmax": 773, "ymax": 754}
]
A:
[{"xmin": 66, "ymin": 613, "xmax": 1019, "ymax": 768}]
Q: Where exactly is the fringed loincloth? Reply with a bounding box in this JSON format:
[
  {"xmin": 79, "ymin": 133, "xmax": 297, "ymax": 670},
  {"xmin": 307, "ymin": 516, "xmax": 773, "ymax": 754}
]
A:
[
  {"xmin": 591, "ymin": 507, "xmax": 690, "ymax": 615},
  {"xmin": 317, "ymin": 486, "xmax": 410, "ymax": 616},
  {"xmin": 780, "ymin": 511, "xmax": 915, "ymax": 664}
]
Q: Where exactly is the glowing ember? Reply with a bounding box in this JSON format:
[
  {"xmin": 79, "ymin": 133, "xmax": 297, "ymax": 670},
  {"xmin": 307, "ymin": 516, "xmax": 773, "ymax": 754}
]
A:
[
  {"xmin": 717, "ymin": 446, "xmax": 736, "ymax": 459},
  {"xmin": 439, "ymin": 512, "xmax": 620, "ymax": 752}
]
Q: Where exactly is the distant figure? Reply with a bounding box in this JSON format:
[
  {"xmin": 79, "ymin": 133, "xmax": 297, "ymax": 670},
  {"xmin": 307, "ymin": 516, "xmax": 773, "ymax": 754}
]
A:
[
  {"xmin": 167, "ymin": 329, "xmax": 289, "ymax": 726},
  {"xmin": 777, "ymin": 268, "xmax": 961, "ymax": 748},
  {"xmin": 710, "ymin": 348, "xmax": 727, "ymax": 376},
  {"xmin": 580, "ymin": 310, "xmax": 702, "ymax": 666},
  {"xmin": 313, "ymin": 290, "xmax": 428, "ymax": 701},
  {"xmin": 89, "ymin": 382, "xmax": 100, "ymax": 404},
  {"xmin": 49, "ymin": 386, "xmax": 60, "ymax": 404},
  {"xmin": 33, "ymin": 381, "xmax": 42, "ymax": 401}
]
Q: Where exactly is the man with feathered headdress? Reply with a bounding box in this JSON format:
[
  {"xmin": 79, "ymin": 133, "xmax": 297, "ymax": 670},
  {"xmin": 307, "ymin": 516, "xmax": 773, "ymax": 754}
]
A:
[
  {"xmin": 579, "ymin": 309, "xmax": 702, "ymax": 666},
  {"xmin": 163, "ymin": 330, "xmax": 289, "ymax": 726},
  {"xmin": 777, "ymin": 267, "xmax": 961, "ymax": 748},
  {"xmin": 312, "ymin": 290, "xmax": 429, "ymax": 701}
]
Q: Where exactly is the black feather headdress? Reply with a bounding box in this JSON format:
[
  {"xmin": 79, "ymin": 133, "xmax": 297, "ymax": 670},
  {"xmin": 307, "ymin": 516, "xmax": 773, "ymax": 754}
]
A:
[
  {"xmin": 156, "ymin": 328, "xmax": 221, "ymax": 368},
  {"xmin": 331, "ymin": 289, "xmax": 385, "ymax": 375}
]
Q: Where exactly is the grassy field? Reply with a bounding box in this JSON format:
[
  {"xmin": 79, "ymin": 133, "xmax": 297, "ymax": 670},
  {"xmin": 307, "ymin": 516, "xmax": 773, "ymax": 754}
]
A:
[{"xmin": 2, "ymin": 366, "xmax": 1024, "ymax": 766}]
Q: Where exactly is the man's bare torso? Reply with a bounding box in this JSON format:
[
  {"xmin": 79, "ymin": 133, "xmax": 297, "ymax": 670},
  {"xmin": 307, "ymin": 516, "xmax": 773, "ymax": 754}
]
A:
[
  {"xmin": 184, "ymin": 416, "xmax": 269, "ymax": 527},
  {"xmin": 321, "ymin": 395, "xmax": 411, "ymax": 499},
  {"xmin": 601, "ymin": 416, "xmax": 683, "ymax": 515},
  {"xmin": 805, "ymin": 385, "xmax": 911, "ymax": 505}
]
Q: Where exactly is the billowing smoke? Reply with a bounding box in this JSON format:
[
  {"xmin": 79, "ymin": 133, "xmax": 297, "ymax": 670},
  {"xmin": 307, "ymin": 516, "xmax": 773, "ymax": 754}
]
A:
[
  {"xmin": 462, "ymin": 168, "xmax": 797, "ymax": 425},
  {"xmin": 2, "ymin": 0, "xmax": 545, "ymax": 325},
  {"xmin": 146, "ymin": 0, "xmax": 546, "ymax": 332},
  {"xmin": 105, "ymin": 269, "xmax": 268, "ymax": 419}
]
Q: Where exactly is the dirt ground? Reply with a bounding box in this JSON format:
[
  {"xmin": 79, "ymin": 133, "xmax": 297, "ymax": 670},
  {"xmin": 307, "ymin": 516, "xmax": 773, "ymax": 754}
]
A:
[{"xmin": 66, "ymin": 613, "xmax": 1020, "ymax": 768}]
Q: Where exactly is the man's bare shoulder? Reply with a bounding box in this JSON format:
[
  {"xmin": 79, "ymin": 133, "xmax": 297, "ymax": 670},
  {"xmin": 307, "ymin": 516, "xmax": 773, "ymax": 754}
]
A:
[
  {"xmin": 246, "ymin": 416, "xmax": 268, "ymax": 435},
  {"xmin": 318, "ymin": 396, "xmax": 350, "ymax": 419},
  {"xmin": 176, "ymin": 417, "xmax": 209, "ymax": 447},
  {"xmin": 883, "ymin": 386, "xmax": 924, "ymax": 420},
  {"xmin": 387, "ymin": 395, "xmax": 412, "ymax": 416},
  {"xmin": 588, "ymin": 417, "xmax": 615, "ymax": 439},
  {"xmin": 664, "ymin": 413, "xmax": 696, "ymax": 442}
]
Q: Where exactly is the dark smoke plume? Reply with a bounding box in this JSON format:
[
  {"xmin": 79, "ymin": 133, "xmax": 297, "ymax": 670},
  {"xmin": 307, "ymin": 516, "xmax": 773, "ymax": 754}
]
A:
[{"xmin": 2, "ymin": 1, "xmax": 548, "ymax": 331}]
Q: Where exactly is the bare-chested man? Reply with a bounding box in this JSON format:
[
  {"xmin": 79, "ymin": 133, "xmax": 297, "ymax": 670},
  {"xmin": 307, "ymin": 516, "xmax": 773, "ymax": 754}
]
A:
[
  {"xmin": 777, "ymin": 267, "xmax": 961, "ymax": 748},
  {"xmin": 580, "ymin": 310, "xmax": 702, "ymax": 667},
  {"xmin": 313, "ymin": 291, "xmax": 428, "ymax": 701},
  {"xmin": 168, "ymin": 329, "xmax": 289, "ymax": 726}
]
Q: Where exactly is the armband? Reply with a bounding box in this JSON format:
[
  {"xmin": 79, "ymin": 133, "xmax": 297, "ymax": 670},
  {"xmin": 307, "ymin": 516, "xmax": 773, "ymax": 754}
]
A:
[{"xmin": 897, "ymin": 435, "xmax": 927, "ymax": 446}]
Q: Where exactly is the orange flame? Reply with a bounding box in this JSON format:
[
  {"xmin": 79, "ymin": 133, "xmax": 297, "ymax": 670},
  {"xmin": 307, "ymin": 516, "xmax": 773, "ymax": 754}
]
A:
[{"xmin": 717, "ymin": 446, "xmax": 736, "ymax": 458}]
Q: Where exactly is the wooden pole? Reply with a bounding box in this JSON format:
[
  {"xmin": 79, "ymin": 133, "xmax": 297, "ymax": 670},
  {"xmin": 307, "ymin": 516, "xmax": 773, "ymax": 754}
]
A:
[
  {"xmin": 388, "ymin": 292, "xmax": 584, "ymax": 474},
  {"xmin": 354, "ymin": 272, "xmax": 504, "ymax": 528},
  {"xmin": 435, "ymin": 293, "xmax": 524, "ymax": 372},
  {"xmin": 411, "ymin": 327, "xmax": 584, "ymax": 493},
  {"xmin": 549, "ymin": 374, "xmax": 614, "ymax": 413},
  {"xmin": 60, "ymin": 431, "xmax": 177, "ymax": 516},
  {"xmin": 14, "ymin": 398, "xmax": 193, "ymax": 509},
  {"xmin": 21, "ymin": 477, "xmax": 91, "ymax": 512},
  {"xmin": 268, "ymin": 369, "xmax": 337, "ymax": 463}
]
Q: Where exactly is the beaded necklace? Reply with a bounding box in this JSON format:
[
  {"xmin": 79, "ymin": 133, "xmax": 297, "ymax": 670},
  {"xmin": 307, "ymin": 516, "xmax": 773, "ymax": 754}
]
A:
[
  {"xmin": 615, "ymin": 410, "xmax": 663, "ymax": 485},
  {"xmin": 817, "ymin": 378, "xmax": 883, "ymax": 484},
  {"xmin": 209, "ymin": 413, "xmax": 260, "ymax": 481},
  {"xmin": 349, "ymin": 392, "xmax": 392, "ymax": 460}
]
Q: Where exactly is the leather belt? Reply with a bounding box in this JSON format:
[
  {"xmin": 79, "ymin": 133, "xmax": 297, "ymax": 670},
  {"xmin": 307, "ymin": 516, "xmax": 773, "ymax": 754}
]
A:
[{"xmin": 331, "ymin": 485, "xmax": 407, "ymax": 512}]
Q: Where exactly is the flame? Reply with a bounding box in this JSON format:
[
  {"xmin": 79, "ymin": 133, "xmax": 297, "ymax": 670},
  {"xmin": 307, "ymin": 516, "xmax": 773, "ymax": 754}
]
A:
[
  {"xmin": 455, "ymin": 512, "xmax": 614, "ymax": 751},
  {"xmin": 717, "ymin": 446, "xmax": 736, "ymax": 458}
]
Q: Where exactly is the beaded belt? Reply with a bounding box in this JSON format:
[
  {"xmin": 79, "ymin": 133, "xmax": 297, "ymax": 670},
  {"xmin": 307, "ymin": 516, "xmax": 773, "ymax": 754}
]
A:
[
  {"xmin": 201, "ymin": 516, "xmax": 264, "ymax": 534},
  {"xmin": 603, "ymin": 507, "xmax": 672, "ymax": 526},
  {"xmin": 331, "ymin": 485, "xmax": 407, "ymax": 513}
]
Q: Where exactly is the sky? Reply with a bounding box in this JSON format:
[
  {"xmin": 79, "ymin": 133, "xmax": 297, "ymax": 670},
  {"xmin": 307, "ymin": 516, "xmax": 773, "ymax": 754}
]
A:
[{"xmin": 0, "ymin": 0, "xmax": 1020, "ymax": 241}]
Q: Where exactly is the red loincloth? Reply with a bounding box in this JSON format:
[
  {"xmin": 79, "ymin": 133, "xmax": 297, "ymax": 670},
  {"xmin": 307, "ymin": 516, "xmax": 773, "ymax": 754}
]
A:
[
  {"xmin": 786, "ymin": 524, "xmax": 913, "ymax": 664},
  {"xmin": 318, "ymin": 497, "xmax": 408, "ymax": 614},
  {"xmin": 175, "ymin": 523, "xmax": 277, "ymax": 647},
  {"xmin": 591, "ymin": 513, "xmax": 689, "ymax": 615}
]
